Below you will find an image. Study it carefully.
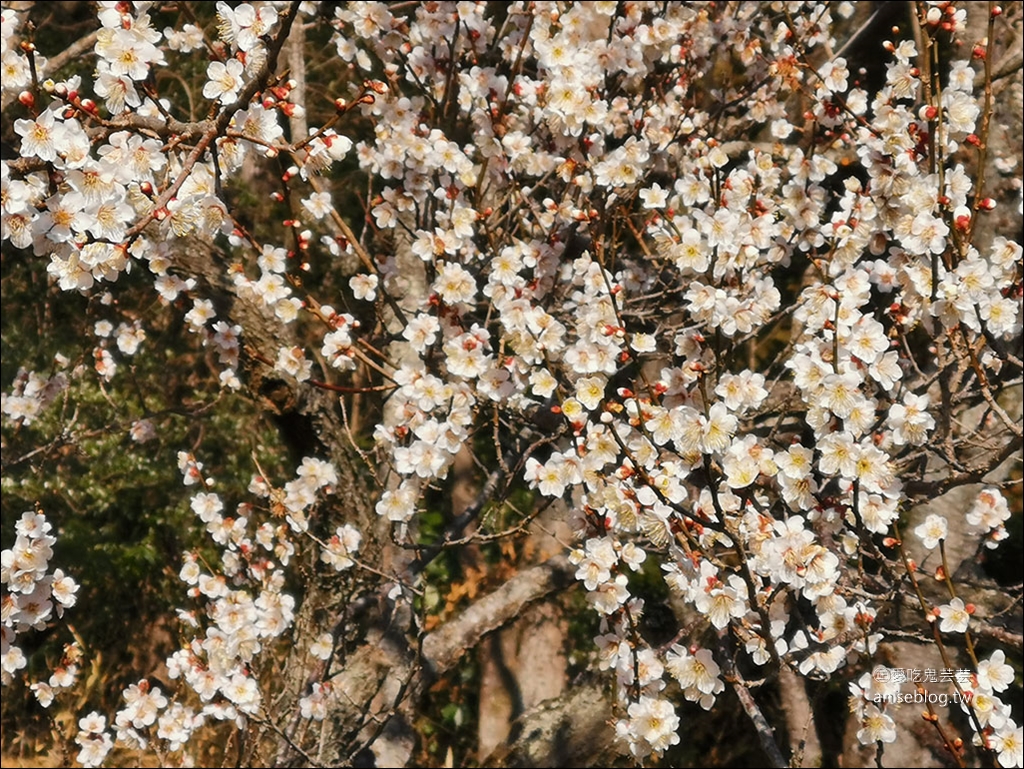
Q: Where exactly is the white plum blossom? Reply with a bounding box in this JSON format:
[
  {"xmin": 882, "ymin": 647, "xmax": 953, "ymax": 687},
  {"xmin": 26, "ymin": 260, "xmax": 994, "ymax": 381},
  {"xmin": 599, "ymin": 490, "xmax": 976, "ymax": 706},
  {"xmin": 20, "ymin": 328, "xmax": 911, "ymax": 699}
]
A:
[
  {"xmin": 915, "ymin": 514, "xmax": 948, "ymax": 550},
  {"xmin": 321, "ymin": 524, "xmax": 362, "ymax": 571},
  {"xmin": 203, "ymin": 59, "xmax": 246, "ymax": 103},
  {"xmin": 622, "ymin": 696, "xmax": 680, "ymax": 758},
  {"xmin": 857, "ymin": 704, "xmax": 897, "ymax": 744},
  {"xmin": 937, "ymin": 598, "xmax": 971, "ymax": 634}
]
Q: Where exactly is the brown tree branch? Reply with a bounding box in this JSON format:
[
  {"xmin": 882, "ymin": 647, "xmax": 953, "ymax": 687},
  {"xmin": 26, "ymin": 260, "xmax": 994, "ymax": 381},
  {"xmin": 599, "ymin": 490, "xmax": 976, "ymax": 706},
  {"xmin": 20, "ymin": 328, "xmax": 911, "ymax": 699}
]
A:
[
  {"xmin": 294, "ymin": 555, "xmax": 577, "ymax": 767},
  {"xmin": 483, "ymin": 673, "xmax": 617, "ymax": 768},
  {"xmin": 718, "ymin": 631, "xmax": 787, "ymax": 769},
  {"xmin": 421, "ymin": 555, "xmax": 575, "ymax": 675}
]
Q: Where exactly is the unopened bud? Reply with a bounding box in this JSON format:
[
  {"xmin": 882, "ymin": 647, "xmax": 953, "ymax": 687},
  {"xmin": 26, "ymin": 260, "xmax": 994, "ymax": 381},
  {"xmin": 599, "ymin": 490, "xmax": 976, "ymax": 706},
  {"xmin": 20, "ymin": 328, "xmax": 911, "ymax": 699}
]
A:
[
  {"xmin": 18, "ymin": 90, "xmax": 34, "ymax": 107},
  {"xmin": 979, "ymin": 198, "xmax": 997, "ymax": 211}
]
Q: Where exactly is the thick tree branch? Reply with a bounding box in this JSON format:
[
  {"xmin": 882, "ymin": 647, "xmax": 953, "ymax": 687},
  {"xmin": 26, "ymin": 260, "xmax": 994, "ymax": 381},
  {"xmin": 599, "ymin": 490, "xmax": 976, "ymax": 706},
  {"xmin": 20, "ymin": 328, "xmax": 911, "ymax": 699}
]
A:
[
  {"xmin": 483, "ymin": 674, "xmax": 617, "ymax": 768},
  {"xmin": 718, "ymin": 632, "xmax": 787, "ymax": 769},
  {"xmin": 303, "ymin": 555, "xmax": 577, "ymax": 766},
  {"xmin": 421, "ymin": 555, "xmax": 574, "ymax": 675}
]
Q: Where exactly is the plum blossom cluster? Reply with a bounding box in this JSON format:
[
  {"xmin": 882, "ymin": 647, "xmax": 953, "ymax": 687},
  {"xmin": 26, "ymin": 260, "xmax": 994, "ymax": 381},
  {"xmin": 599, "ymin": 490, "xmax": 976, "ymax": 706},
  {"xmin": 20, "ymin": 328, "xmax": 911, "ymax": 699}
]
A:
[
  {"xmin": 2, "ymin": 0, "xmax": 291, "ymax": 391},
  {"xmin": 331, "ymin": 2, "xmax": 1017, "ymax": 762},
  {"xmin": 91, "ymin": 451, "xmax": 355, "ymax": 761},
  {"xmin": 1, "ymin": 365, "xmax": 67, "ymax": 426},
  {"xmin": 849, "ymin": 661, "xmax": 1023, "ymax": 769},
  {"xmin": 967, "ymin": 487, "xmax": 1013, "ymax": 548},
  {"xmin": 1, "ymin": 511, "xmax": 79, "ymax": 684},
  {"xmin": 961, "ymin": 652, "xmax": 1024, "ymax": 768},
  {"xmin": 1, "ymin": 1, "xmax": 1021, "ymax": 766}
]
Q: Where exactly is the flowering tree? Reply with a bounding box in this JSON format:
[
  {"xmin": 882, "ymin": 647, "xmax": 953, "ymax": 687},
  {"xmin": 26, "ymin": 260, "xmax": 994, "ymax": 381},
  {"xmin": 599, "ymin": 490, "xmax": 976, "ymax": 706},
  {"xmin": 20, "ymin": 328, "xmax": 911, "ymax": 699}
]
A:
[{"xmin": 2, "ymin": 1, "xmax": 1022, "ymax": 767}]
